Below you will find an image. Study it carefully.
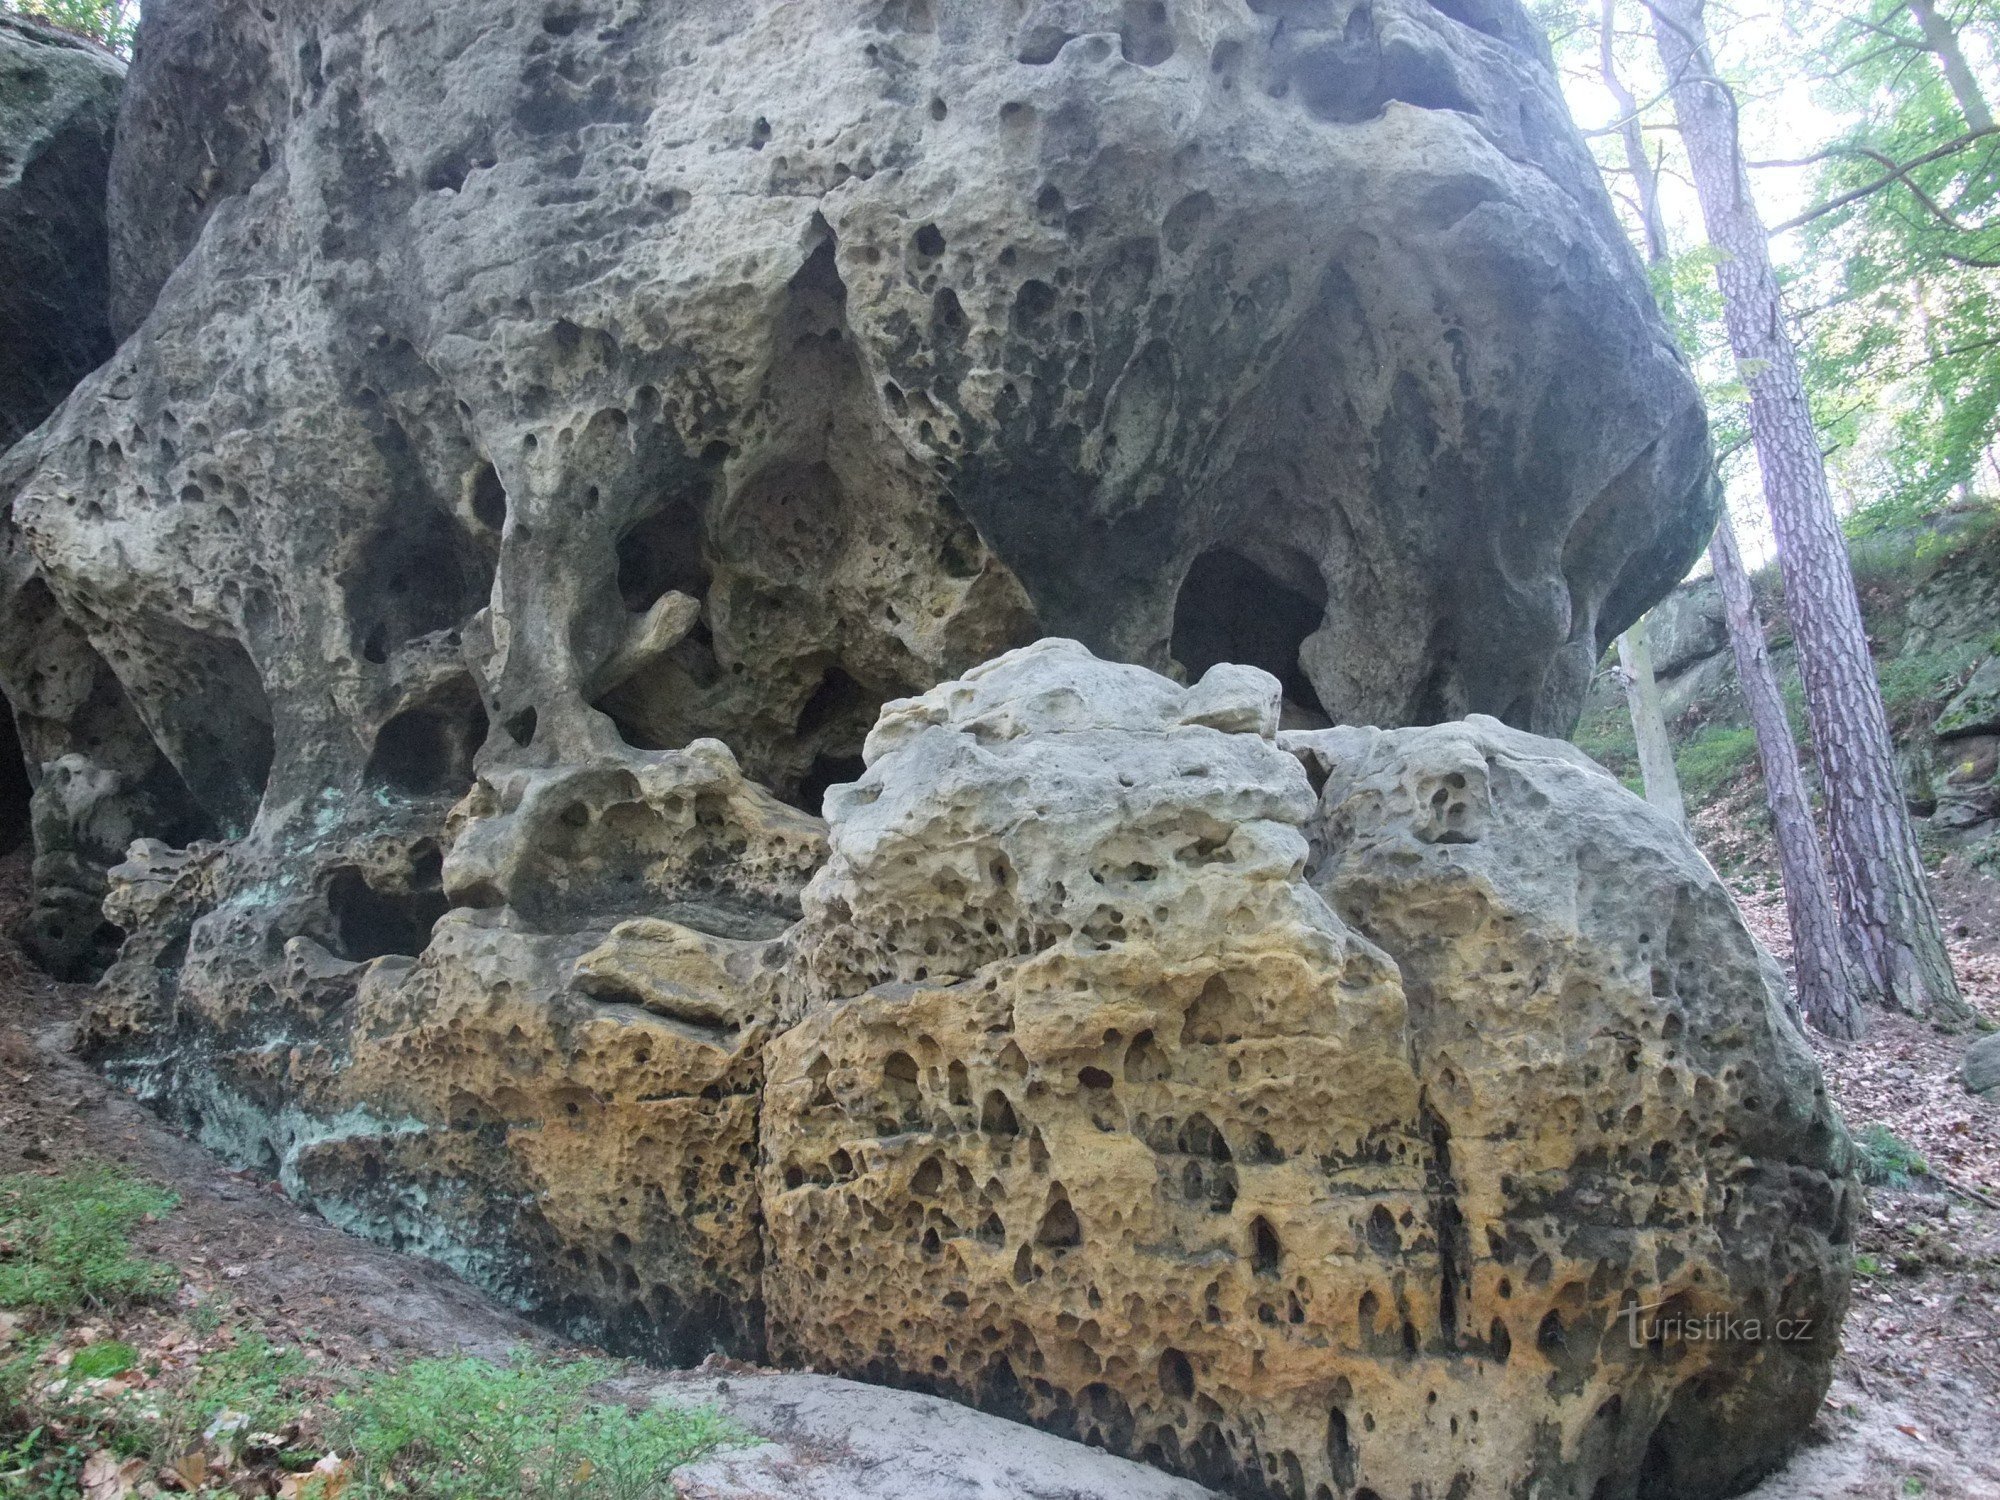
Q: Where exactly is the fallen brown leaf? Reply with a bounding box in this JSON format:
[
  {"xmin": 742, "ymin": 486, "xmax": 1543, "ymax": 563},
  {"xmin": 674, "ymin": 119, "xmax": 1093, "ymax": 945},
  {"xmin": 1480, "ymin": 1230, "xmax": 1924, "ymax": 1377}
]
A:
[{"xmin": 81, "ymin": 1451, "xmax": 149, "ymax": 1500}]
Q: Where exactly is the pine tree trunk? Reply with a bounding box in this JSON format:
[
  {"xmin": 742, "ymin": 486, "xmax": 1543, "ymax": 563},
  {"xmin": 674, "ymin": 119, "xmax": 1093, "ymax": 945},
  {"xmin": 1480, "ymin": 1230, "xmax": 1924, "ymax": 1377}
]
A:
[
  {"xmin": 1907, "ymin": 0, "xmax": 1994, "ymax": 132},
  {"xmin": 1615, "ymin": 619, "xmax": 1687, "ymax": 828},
  {"xmin": 1650, "ymin": 0, "xmax": 1970, "ymax": 1024},
  {"xmin": 1709, "ymin": 517, "xmax": 1863, "ymax": 1038},
  {"xmin": 1598, "ymin": 0, "xmax": 1858, "ymax": 1034}
]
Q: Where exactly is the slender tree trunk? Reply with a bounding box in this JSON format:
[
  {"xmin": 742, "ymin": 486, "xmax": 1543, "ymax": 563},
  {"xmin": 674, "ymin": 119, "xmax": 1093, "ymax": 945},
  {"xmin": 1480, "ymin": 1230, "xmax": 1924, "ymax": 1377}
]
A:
[
  {"xmin": 1602, "ymin": 0, "xmax": 1672, "ymax": 266},
  {"xmin": 1599, "ymin": 0, "xmax": 1858, "ymax": 1034},
  {"xmin": 1615, "ymin": 620, "xmax": 1687, "ymax": 827},
  {"xmin": 1709, "ymin": 518, "xmax": 1864, "ymax": 1038},
  {"xmin": 1908, "ymin": 0, "xmax": 1994, "ymax": 132},
  {"xmin": 1650, "ymin": 0, "xmax": 1970, "ymax": 1024}
]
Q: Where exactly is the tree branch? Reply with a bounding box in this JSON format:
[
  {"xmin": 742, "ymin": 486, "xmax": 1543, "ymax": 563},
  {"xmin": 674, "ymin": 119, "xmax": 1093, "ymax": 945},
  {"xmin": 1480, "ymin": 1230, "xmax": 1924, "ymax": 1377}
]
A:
[{"xmin": 1765, "ymin": 126, "xmax": 2000, "ymax": 234}]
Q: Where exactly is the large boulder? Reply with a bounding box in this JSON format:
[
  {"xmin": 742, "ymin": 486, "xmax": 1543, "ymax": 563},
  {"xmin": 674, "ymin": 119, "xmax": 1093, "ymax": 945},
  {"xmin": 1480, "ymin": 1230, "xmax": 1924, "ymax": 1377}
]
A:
[
  {"xmin": 760, "ymin": 640, "xmax": 1851, "ymax": 1500},
  {"xmin": 8, "ymin": 0, "xmax": 1711, "ymax": 816},
  {"xmin": 2, "ymin": 0, "xmax": 1717, "ymax": 993},
  {"xmin": 1, "ymin": 0, "xmax": 1719, "ymax": 988},
  {"xmin": 0, "ymin": 14, "xmax": 123, "ymax": 451},
  {"xmin": 77, "ymin": 639, "xmax": 1853, "ymax": 1498}
]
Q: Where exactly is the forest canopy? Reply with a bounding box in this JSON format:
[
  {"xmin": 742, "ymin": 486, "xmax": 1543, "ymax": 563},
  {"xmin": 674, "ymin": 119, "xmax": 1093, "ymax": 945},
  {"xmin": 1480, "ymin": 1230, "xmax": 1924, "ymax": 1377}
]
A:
[{"xmin": 1539, "ymin": 0, "xmax": 2000, "ymax": 542}]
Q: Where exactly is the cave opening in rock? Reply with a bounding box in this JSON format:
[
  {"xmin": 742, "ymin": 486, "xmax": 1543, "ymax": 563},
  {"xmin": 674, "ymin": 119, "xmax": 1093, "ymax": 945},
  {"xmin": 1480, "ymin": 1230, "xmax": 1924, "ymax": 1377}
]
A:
[
  {"xmin": 365, "ymin": 684, "xmax": 489, "ymax": 797},
  {"xmin": 0, "ymin": 699, "xmax": 32, "ymax": 856},
  {"xmin": 1170, "ymin": 547, "xmax": 1328, "ymax": 717},
  {"xmin": 782, "ymin": 664, "xmax": 875, "ymax": 812},
  {"xmin": 343, "ymin": 506, "xmax": 494, "ymax": 666},
  {"xmin": 153, "ymin": 628, "xmax": 278, "ymax": 837},
  {"xmin": 325, "ymin": 849, "xmax": 450, "ymax": 962},
  {"xmin": 615, "ymin": 485, "xmax": 711, "ymax": 613},
  {"xmin": 796, "ymin": 753, "xmax": 867, "ymax": 815}
]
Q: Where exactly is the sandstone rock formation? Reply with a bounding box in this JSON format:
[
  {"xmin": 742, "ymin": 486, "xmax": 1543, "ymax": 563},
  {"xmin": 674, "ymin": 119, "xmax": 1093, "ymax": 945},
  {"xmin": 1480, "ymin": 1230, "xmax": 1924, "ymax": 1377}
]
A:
[
  {"xmin": 0, "ymin": 14, "xmax": 123, "ymax": 452},
  {"xmin": 63, "ymin": 637, "xmax": 1852, "ymax": 1497},
  {"xmin": 0, "ymin": 0, "xmax": 1841, "ymax": 1492},
  {"xmin": 0, "ymin": 17, "xmax": 145, "ymax": 944},
  {"xmin": 762, "ymin": 641, "xmax": 1851, "ymax": 1500},
  {"xmin": 6, "ymin": 0, "xmax": 1715, "ymax": 823},
  {"xmin": 1, "ymin": 0, "xmax": 1721, "ymax": 979}
]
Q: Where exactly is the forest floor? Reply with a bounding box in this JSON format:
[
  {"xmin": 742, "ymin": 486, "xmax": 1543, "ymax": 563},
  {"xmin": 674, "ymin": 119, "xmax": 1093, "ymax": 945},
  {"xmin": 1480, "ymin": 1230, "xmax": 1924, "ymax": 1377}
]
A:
[
  {"xmin": 1696, "ymin": 789, "xmax": 2000, "ymax": 1500},
  {"xmin": 2, "ymin": 830, "xmax": 1999, "ymax": 1499}
]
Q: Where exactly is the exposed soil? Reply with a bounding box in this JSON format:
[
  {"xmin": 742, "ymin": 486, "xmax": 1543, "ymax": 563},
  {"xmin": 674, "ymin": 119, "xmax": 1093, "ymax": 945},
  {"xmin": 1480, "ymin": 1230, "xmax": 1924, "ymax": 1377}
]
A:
[
  {"xmin": 1695, "ymin": 792, "xmax": 2000, "ymax": 1499},
  {"xmin": 4, "ymin": 838, "xmax": 1999, "ymax": 1498},
  {"xmin": 0, "ymin": 852, "xmax": 552, "ymax": 1372}
]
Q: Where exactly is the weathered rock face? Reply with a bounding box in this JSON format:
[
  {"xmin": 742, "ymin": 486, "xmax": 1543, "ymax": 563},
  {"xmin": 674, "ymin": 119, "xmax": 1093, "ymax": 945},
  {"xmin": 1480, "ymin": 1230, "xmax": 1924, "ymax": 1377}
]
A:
[
  {"xmin": 760, "ymin": 641, "xmax": 1851, "ymax": 1500},
  {"xmin": 72, "ymin": 637, "xmax": 1849, "ymax": 1497},
  {"xmin": 0, "ymin": 15, "xmax": 123, "ymax": 452},
  {"xmin": 1290, "ymin": 717, "xmax": 1851, "ymax": 1499},
  {"xmin": 2, "ymin": 0, "xmax": 1720, "ymax": 993},
  {"xmin": 9, "ymin": 0, "xmax": 1713, "ymax": 814},
  {"xmin": 0, "ymin": 18, "xmax": 153, "ymax": 955},
  {"xmin": 0, "ymin": 0, "xmax": 1822, "ymax": 1491}
]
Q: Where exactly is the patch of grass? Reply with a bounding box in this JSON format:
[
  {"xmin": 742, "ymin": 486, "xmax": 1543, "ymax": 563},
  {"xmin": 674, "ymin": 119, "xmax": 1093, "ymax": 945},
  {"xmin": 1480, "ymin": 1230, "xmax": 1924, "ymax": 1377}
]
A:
[
  {"xmin": 1874, "ymin": 638, "xmax": 1988, "ymax": 731},
  {"xmin": 0, "ymin": 1421, "xmax": 88, "ymax": 1500},
  {"xmin": 1853, "ymin": 1252, "xmax": 1885, "ymax": 1278},
  {"xmin": 0, "ymin": 1166, "xmax": 178, "ymax": 1314},
  {"xmin": 65, "ymin": 1341, "xmax": 137, "ymax": 1381},
  {"xmin": 5, "ymin": 1325, "xmax": 322, "ymax": 1497},
  {"xmin": 0, "ymin": 1171, "xmax": 732, "ymax": 1499},
  {"xmin": 151, "ymin": 1328, "xmax": 313, "ymax": 1457},
  {"xmin": 1855, "ymin": 1123, "xmax": 1930, "ymax": 1189},
  {"xmin": 1675, "ymin": 723, "xmax": 1761, "ymax": 806},
  {"xmin": 329, "ymin": 1355, "xmax": 738, "ymax": 1500}
]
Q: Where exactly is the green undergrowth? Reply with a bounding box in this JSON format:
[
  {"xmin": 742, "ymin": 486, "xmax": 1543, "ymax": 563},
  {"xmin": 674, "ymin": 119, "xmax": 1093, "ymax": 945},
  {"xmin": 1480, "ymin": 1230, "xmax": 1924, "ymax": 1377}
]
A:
[
  {"xmin": 1845, "ymin": 501, "xmax": 2000, "ymax": 591},
  {"xmin": 0, "ymin": 1165, "xmax": 178, "ymax": 1314},
  {"xmin": 1854, "ymin": 1123, "xmax": 1930, "ymax": 1189},
  {"xmin": 2, "ymin": 1167, "xmax": 735, "ymax": 1499},
  {"xmin": 331, "ymin": 1356, "xmax": 739, "ymax": 1499},
  {"xmin": 1673, "ymin": 723, "xmax": 1762, "ymax": 806}
]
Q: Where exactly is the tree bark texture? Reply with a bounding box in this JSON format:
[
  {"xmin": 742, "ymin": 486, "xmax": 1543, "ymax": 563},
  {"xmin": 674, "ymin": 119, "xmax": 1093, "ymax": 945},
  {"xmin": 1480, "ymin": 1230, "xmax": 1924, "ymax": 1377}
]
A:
[
  {"xmin": 1709, "ymin": 517, "xmax": 1864, "ymax": 1038},
  {"xmin": 1651, "ymin": 0, "xmax": 1969, "ymax": 1023}
]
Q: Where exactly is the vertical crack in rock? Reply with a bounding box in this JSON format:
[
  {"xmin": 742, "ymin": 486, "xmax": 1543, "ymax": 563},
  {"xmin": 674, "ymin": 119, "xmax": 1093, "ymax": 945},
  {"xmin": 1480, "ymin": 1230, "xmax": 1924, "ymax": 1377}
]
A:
[
  {"xmin": 757, "ymin": 642, "xmax": 1851, "ymax": 1499},
  {"xmin": 0, "ymin": 0, "xmax": 1840, "ymax": 1494}
]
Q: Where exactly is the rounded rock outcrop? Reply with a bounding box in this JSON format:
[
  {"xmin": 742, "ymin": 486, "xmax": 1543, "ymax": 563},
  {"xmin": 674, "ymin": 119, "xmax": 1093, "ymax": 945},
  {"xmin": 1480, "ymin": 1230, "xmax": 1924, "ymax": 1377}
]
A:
[
  {"xmin": 760, "ymin": 640, "xmax": 1851, "ymax": 1500},
  {"xmin": 0, "ymin": 13, "xmax": 123, "ymax": 451}
]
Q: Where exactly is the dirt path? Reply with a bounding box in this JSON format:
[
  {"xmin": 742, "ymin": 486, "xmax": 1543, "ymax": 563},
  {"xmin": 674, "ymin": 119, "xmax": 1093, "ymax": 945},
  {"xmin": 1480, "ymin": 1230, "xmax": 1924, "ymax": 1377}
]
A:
[{"xmin": 0, "ymin": 943, "xmax": 550, "ymax": 1374}]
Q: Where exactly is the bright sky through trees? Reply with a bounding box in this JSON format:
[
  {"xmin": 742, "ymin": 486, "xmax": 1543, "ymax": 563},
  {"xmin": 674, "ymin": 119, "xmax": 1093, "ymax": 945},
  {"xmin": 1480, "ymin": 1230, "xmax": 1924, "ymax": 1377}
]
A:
[{"xmin": 1539, "ymin": 0, "xmax": 2000, "ymax": 569}]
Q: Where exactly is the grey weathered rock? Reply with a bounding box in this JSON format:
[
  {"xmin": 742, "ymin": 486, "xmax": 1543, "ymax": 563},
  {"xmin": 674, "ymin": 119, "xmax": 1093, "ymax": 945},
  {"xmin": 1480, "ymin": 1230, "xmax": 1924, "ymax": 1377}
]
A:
[
  {"xmin": 1964, "ymin": 1031, "xmax": 2000, "ymax": 1094},
  {"xmin": 0, "ymin": 15, "xmax": 123, "ymax": 450},
  {"xmin": 14, "ymin": 0, "xmax": 1713, "ymax": 824},
  {"xmin": 1935, "ymin": 654, "xmax": 2000, "ymax": 739},
  {"xmin": 5, "ymin": 0, "xmax": 1720, "ymax": 977},
  {"xmin": 657, "ymin": 1368, "xmax": 1222, "ymax": 1500},
  {"xmin": 104, "ymin": 0, "xmax": 283, "ymax": 340},
  {"xmin": 1644, "ymin": 575, "xmax": 1727, "ymax": 680},
  {"xmin": 3, "ymin": 0, "xmax": 1717, "ymax": 978}
]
